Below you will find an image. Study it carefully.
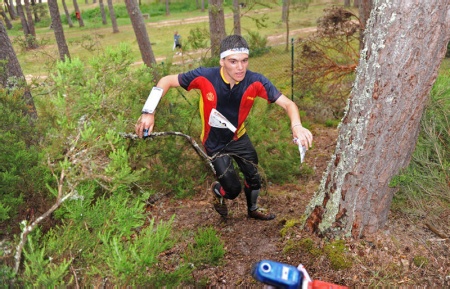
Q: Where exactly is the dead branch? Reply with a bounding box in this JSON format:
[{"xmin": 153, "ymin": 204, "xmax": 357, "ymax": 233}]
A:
[
  {"xmin": 120, "ymin": 131, "xmax": 215, "ymax": 174},
  {"xmin": 425, "ymin": 222, "xmax": 448, "ymax": 239}
]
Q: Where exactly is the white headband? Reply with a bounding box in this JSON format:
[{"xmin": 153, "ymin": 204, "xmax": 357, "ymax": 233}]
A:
[{"xmin": 220, "ymin": 47, "xmax": 249, "ymax": 59}]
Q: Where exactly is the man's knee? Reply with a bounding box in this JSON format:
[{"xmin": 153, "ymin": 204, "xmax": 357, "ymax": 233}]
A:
[{"xmin": 222, "ymin": 182, "xmax": 241, "ymax": 199}]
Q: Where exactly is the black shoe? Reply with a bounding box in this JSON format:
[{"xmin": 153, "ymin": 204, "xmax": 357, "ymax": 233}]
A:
[
  {"xmin": 248, "ymin": 208, "xmax": 275, "ymax": 220},
  {"xmin": 211, "ymin": 181, "xmax": 228, "ymax": 217}
]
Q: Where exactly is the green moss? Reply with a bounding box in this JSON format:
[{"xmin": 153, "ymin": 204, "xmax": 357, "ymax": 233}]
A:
[
  {"xmin": 280, "ymin": 219, "xmax": 301, "ymax": 238},
  {"xmin": 413, "ymin": 256, "xmax": 429, "ymax": 268},
  {"xmin": 323, "ymin": 240, "xmax": 353, "ymax": 270}
]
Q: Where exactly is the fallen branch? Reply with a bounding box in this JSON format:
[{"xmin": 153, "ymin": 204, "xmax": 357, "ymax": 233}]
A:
[
  {"xmin": 425, "ymin": 222, "xmax": 448, "ymax": 239},
  {"xmin": 120, "ymin": 131, "xmax": 215, "ymax": 174},
  {"xmin": 14, "ymin": 161, "xmax": 75, "ymax": 275}
]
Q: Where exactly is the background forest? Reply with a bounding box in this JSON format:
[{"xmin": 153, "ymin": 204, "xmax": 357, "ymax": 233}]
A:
[{"xmin": 1, "ymin": 0, "xmax": 449, "ymax": 287}]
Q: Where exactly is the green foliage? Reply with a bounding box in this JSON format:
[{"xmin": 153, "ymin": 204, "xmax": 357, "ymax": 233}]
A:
[
  {"xmin": 22, "ymin": 231, "xmax": 73, "ymax": 287},
  {"xmin": 184, "ymin": 227, "xmax": 225, "ymax": 267},
  {"xmin": 0, "ymin": 88, "xmax": 49, "ymax": 227},
  {"xmin": 247, "ymin": 31, "xmax": 271, "ymax": 57},
  {"xmin": 187, "ymin": 27, "xmax": 210, "ymax": 50}
]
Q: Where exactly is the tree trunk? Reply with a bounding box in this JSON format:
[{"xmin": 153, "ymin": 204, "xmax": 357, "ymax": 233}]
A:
[
  {"xmin": 353, "ymin": 0, "xmax": 359, "ymax": 8},
  {"xmin": 165, "ymin": 0, "xmax": 170, "ymax": 16},
  {"xmin": 303, "ymin": 0, "xmax": 450, "ymax": 239},
  {"xmin": 48, "ymin": 0, "xmax": 71, "ymax": 61},
  {"xmin": 0, "ymin": 19, "xmax": 37, "ymax": 119},
  {"xmin": 107, "ymin": 0, "xmax": 119, "ymax": 33},
  {"xmin": 99, "ymin": 0, "xmax": 107, "ymax": 25},
  {"xmin": 0, "ymin": 10, "xmax": 13, "ymax": 29},
  {"xmin": 24, "ymin": 0, "xmax": 36, "ymax": 37},
  {"xmin": 232, "ymin": 0, "xmax": 241, "ymax": 35},
  {"xmin": 124, "ymin": 0, "xmax": 157, "ymax": 77},
  {"xmin": 30, "ymin": 0, "xmax": 40, "ymax": 23},
  {"xmin": 282, "ymin": 0, "xmax": 288, "ymax": 23},
  {"xmin": 5, "ymin": 0, "xmax": 17, "ymax": 20},
  {"xmin": 344, "ymin": 0, "xmax": 350, "ymax": 7},
  {"xmin": 358, "ymin": 0, "xmax": 372, "ymax": 50},
  {"xmin": 62, "ymin": 0, "xmax": 74, "ymax": 28},
  {"xmin": 16, "ymin": 0, "xmax": 30, "ymax": 35},
  {"xmin": 208, "ymin": 0, "xmax": 226, "ymax": 58},
  {"xmin": 73, "ymin": 0, "xmax": 85, "ymax": 27}
]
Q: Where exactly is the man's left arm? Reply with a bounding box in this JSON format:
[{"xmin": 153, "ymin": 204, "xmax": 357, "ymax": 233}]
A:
[{"xmin": 274, "ymin": 94, "xmax": 313, "ymax": 149}]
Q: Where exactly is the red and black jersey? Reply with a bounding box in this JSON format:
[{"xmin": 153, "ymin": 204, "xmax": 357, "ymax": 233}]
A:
[{"xmin": 178, "ymin": 66, "xmax": 282, "ymax": 154}]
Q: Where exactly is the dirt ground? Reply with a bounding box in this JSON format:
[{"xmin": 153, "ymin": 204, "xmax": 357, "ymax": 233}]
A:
[{"xmin": 146, "ymin": 125, "xmax": 449, "ymax": 287}]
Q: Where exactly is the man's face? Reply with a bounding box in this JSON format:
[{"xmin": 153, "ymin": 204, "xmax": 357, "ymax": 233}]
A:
[{"xmin": 220, "ymin": 53, "xmax": 249, "ymax": 84}]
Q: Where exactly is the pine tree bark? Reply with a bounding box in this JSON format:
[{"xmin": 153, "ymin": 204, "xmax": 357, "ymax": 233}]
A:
[
  {"xmin": 73, "ymin": 0, "xmax": 85, "ymax": 27},
  {"xmin": 0, "ymin": 19, "xmax": 37, "ymax": 119},
  {"xmin": 61, "ymin": 0, "xmax": 74, "ymax": 28},
  {"xmin": 303, "ymin": 0, "xmax": 450, "ymax": 239},
  {"xmin": 107, "ymin": 0, "xmax": 119, "ymax": 33},
  {"xmin": 0, "ymin": 9, "xmax": 13, "ymax": 29},
  {"xmin": 124, "ymin": 0, "xmax": 157, "ymax": 78},
  {"xmin": 48, "ymin": 0, "xmax": 71, "ymax": 61},
  {"xmin": 99, "ymin": 0, "xmax": 107, "ymax": 25},
  {"xmin": 232, "ymin": 0, "xmax": 241, "ymax": 35},
  {"xmin": 208, "ymin": 0, "xmax": 226, "ymax": 58}
]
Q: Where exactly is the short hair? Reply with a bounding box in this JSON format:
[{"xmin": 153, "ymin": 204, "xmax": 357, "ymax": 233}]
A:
[{"xmin": 220, "ymin": 35, "xmax": 249, "ymax": 55}]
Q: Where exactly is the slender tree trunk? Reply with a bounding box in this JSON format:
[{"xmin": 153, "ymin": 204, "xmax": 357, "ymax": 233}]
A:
[
  {"xmin": 208, "ymin": 0, "xmax": 226, "ymax": 58},
  {"xmin": 165, "ymin": 0, "xmax": 170, "ymax": 15},
  {"xmin": 107, "ymin": 0, "xmax": 119, "ymax": 33},
  {"xmin": 344, "ymin": 0, "xmax": 350, "ymax": 7},
  {"xmin": 282, "ymin": 0, "xmax": 288, "ymax": 23},
  {"xmin": 232, "ymin": 0, "xmax": 241, "ymax": 35},
  {"xmin": 99, "ymin": 0, "xmax": 107, "ymax": 25},
  {"xmin": 24, "ymin": 0, "xmax": 36, "ymax": 37},
  {"xmin": 6, "ymin": 0, "xmax": 17, "ymax": 20},
  {"xmin": 30, "ymin": 0, "xmax": 40, "ymax": 23},
  {"xmin": 353, "ymin": 0, "xmax": 359, "ymax": 8},
  {"xmin": 48, "ymin": 0, "xmax": 71, "ymax": 61},
  {"xmin": 124, "ymin": 0, "xmax": 158, "ymax": 78},
  {"xmin": 0, "ymin": 19, "xmax": 37, "ymax": 119},
  {"xmin": 303, "ymin": 0, "xmax": 450, "ymax": 239},
  {"xmin": 16, "ymin": 0, "xmax": 30, "ymax": 35},
  {"xmin": 0, "ymin": 10, "xmax": 13, "ymax": 29},
  {"xmin": 73, "ymin": 0, "xmax": 85, "ymax": 27},
  {"xmin": 62, "ymin": 0, "xmax": 74, "ymax": 28}
]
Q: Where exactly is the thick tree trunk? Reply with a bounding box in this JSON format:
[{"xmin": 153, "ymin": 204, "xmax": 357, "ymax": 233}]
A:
[
  {"xmin": 0, "ymin": 19, "xmax": 37, "ymax": 119},
  {"xmin": 48, "ymin": 0, "xmax": 71, "ymax": 61},
  {"xmin": 107, "ymin": 0, "xmax": 119, "ymax": 33},
  {"xmin": 124, "ymin": 0, "xmax": 157, "ymax": 78},
  {"xmin": 232, "ymin": 0, "xmax": 241, "ymax": 35},
  {"xmin": 358, "ymin": 0, "xmax": 372, "ymax": 49},
  {"xmin": 303, "ymin": 0, "xmax": 450, "ymax": 239},
  {"xmin": 208, "ymin": 0, "xmax": 226, "ymax": 58}
]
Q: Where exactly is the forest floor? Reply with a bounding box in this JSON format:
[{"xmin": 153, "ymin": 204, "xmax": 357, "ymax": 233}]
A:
[{"xmin": 146, "ymin": 124, "xmax": 449, "ymax": 287}]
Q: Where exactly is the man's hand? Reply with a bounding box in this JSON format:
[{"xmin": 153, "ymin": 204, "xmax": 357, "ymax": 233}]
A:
[
  {"xmin": 135, "ymin": 113, "xmax": 155, "ymax": 138},
  {"xmin": 292, "ymin": 125, "xmax": 313, "ymax": 149}
]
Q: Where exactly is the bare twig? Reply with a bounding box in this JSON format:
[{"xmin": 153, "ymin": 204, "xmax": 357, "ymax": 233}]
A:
[
  {"xmin": 120, "ymin": 131, "xmax": 215, "ymax": 174},
  {"xmin": 14, "ymin": 165, "xmax": 76, "ymax": 274}
]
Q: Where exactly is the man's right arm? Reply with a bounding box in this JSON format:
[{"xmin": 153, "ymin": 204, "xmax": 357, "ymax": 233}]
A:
[{"xmin": 135, "ymin": 74, "xmax": 181, "ymax": 138}]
